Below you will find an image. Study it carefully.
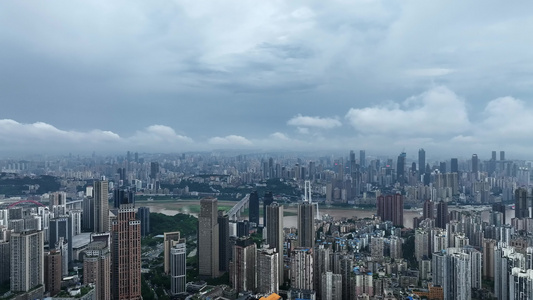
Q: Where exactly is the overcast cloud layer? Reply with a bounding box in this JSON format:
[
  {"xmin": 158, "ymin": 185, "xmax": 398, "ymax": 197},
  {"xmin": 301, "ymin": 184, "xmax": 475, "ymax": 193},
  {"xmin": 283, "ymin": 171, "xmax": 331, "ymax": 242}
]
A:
[{"xmin": 1, "ymin": 1, "xmax": 533, "ymax": 158}]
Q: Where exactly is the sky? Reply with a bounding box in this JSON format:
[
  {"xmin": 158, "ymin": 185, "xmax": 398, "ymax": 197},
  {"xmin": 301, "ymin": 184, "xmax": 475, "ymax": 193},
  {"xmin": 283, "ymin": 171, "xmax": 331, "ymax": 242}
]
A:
[{"xmin": 1, "ymin": 1, "xmax": 533, "ymax": 159}]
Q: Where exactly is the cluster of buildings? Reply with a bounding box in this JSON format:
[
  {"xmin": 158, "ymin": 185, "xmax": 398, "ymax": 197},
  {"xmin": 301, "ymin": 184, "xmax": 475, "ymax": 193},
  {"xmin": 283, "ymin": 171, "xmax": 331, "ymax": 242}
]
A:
[{"xmin": 0, "ymin": 179, "xmax": 148, "ymax": 299}]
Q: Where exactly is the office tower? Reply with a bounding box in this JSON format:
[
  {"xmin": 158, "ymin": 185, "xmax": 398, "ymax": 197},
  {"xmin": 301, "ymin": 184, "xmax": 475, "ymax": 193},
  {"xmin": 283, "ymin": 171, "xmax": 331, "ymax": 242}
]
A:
[
  {"xmin": 198, "ymin": 197, "xmax": 219, "ymax": 278},
  {"xmin": 84, "ymin": 241, "xmax": 111, "ymax": 300},
  {"xmin": 515, "ymin": 188, "xmax": 530, "ymax": 219},
  {"xmin": 377, "ymin": 194, "xmax": 404, "ymax": 227},
  {"xmin": 111, "ymin": 201, "xmax": 141, "ymax": 299},
  {"xmin": 510, "ymin": 268, "xmax": 533, "ymax": 300},
  {"xmin": 396, "ymin": 152, "xmax": 406, "ymax": 184},
  {"xmin": 237, "ymin": 220, "xmax": 250, "ymax": 237},
  {"xmin": 418, "ymin": 148, "xmax": 426, "ymax": 173},
  {"xmin": 230, "ymin": 237, "xmax": 256, "ymax": 293},
  {"xmin": 472, "ymin": 154, "xmax": 479, "ymax": 177},
  {"xmin": 297, "ymin": 202, "xmax": 315, "ymax": 249},
  {"xmin": 49, "ymin": 217, "xmax": 73, "ymax": 266},
  {"xmin": 44, "ymin": 251, "xmax": 62, "ymax": 296},
  {"xmin": 164, "ymin": 231, "xmax": 181, "ymax": 275},
  {"xmin": 450, "ymin": 158, "xmax": 459, "ymax": 174},
  {"xmin": 0, "ymin": 241, "xmax": 9, "ymax": 284},
  {"xmin": 256, "ymin": 247, "xmax": 279, "ymax": 294},
  {"xmin": 82, "ymin": 196, "xmax": 95, "ymax": 232},
  {"xmin": 114, "ymin": 187, "xmax": 135, "ymax": 209},
  {"xmin": 218, "ymin": 211, "xmax": 231, "ymax": 273},
  {"xmin": 94, "ymin": 180, "xmax": 109, "ymax": 233},
  {"xmin": 359, "ymin": 150, "xmax": 366, "ymax": 169},
  {"xmin": 150, "ymin": 162, "xmax": 159, "ymax": 180},
  {"xmin": 266, "ymin": 202, "xmax": 284, "ymax": 284},
  {"xmin": 263, "ymin": 191, "xmax": 274, "ymax": 227},
  {"xmin": 321, "ymin": 272, "xmax": 342, "ymax": 300},
  {"xmin": 423, "ymin": 200, "xmax": 434, "ymax": 220},
  {"xmin": 436, "ymin": 201, "xmax": 449, "ymax": 229},
  {"xmin": 443, "ymin": 252, "xmax": 471, "ymax": 300},
  {"xmin": 10, "ymin": 230, "xmax": 44, "ymax": 292},
  {"xmin": 170, "ymin": 239, "xmax": 187, "ymax": 295},
  {"xmin": 500, "ymin": 151, "xmax": 505, "ymax": 161},
  {"xmin": 137, "ymin": 207, "xmax": 150, "ymax": 237},
  {"xmin": 249, "ymin": 191, "xmax": 260, "ymax": 226},
  {"xmin": 291, "ymin": 247, "xmax": 313, "ymax": 290}
]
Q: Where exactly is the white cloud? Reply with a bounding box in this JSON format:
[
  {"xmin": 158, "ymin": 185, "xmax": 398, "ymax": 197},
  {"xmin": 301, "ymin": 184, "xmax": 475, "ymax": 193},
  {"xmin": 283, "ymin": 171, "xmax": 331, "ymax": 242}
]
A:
[
  {"xmin": 287, "ymin": 114, "xmax": 342, "ymax": 129},
  {"xmin": 208, "ymin": 135, "xmax": 253, "ymax": 146},
  {"xmin": 345, "ymin": 86, "xmax": 470, "ymax": 136},
  {"xmin": 406, "ymin": 68, "xmax": 455, "ymax": 77},
  {"xmin": 269, "ymin": 132, "xmax": 290, "ymax": 140},
  {"xmin": 129, "ymin": 125, "xmax": 193, "ymax": 144}
]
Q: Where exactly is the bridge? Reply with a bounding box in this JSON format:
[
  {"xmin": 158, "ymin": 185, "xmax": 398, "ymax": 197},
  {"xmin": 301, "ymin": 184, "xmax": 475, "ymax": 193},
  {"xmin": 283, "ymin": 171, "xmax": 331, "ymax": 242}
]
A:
[{"xmin": 227, "ymin": 194, "xmax": 250, "ymax": 221}]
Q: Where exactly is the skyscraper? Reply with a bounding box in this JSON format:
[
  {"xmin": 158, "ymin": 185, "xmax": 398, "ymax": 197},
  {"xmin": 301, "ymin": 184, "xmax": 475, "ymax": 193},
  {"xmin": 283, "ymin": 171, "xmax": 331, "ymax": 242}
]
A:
[
  {"xmin": 266, "ymin": 202, "xmax": 284, "ymax": 284},
  {"xmin": 297, "ymin": 202, "xmax": 315, "ymax": 249},
  {"xmin": 359, "ymin": 150, "xmax": 366, "ymax": 169},
  {"xmin": 515, "ymin": 188, "xmax": 529, "ymax": 219},
  {"xmin": 164, "ymin": 231, "xmax": 181, "ymax": 275},
  {"xmin": 436, "ymin": 201, "xmax": 449, "ymax": 229},
  {"xmin": 471, "ymin": 154, "xmax": 479, "ymax": 179},
  {"xmin": 263, "ymin": 191, "xmax": 274, "ymax": 227},
  {"xmin": 418, "ymin": 148, "xmax": 426, "ymax": 174},
  {"xmin": 443, "ymin": 251, "xmax": 471, "ymax": 300},
  {"xmin": 321, "ymin": 272, "xmax": 342, "ymax": 300},
  {"xmin": 111, "ymin": 200, "xmax": 141, "ymax": 299},
  {"xmin": 423, "ymin": 200, "xmax": 434, "ymax": 220},
  {"xmin": 230, "ymin": 237, "xmax": 256, "ymax": 293},
  {"xmin": 450, "ymin": 158, "xmax": 459, "ymax": 173},
  {"xmin": 397, "ymin": 152, "xmax": 406, "ymax": 184},
  {"xmin": 198, "ymin": 197, "xmax": 219, "ymax": 278},
  {"xmin": 500, "ymin": 151, "xmax": 505, "ymax": 161},
  {"xmin": 94, "ymin": 180, "xmax": 109, "ymax": 233},
  {"xmin": 291, "ymin": 247, "xmax": 314, "ymax": 290},
  {"xmin": 44, "ymin": 250, "xmax": 62, "ymax": 297},
  {"xmin": 84, "ymin": 241, "xmax": 111, "ymax": 300},
  {"xmin": 218, "ymin": 211, "xmax": 231, "ymax": 273},
  {"xmin": 114, "ymin": 187, "xmax": 135, "ymax": 209},
  {"xmin": 377, "ymin": 194, "xmax": 404, "ymax": 227},
  {"xmin": 170, "ymin": 239, "xmax": 187, "ymax": 295},
  {"xmin": 49, "ymin": 217, "xmax": 73, "ymax": 267},
  {"xmin": 137, "ymin": 207, "xmax": 150, "ymax": 237},
  {"xmin": 10, "ymin": 230, "xmax": 44, "ymax": 293},
  {"xmin": 249, "ymin": 191, "xmax": 260, "ymax": 226},
  {"xmin": 0, "ymin": 240, "xmax": 9, "ymax": 284},
  {"xmin": 257, "ymin": 247, "xmax": 279, "ymax": 294}
]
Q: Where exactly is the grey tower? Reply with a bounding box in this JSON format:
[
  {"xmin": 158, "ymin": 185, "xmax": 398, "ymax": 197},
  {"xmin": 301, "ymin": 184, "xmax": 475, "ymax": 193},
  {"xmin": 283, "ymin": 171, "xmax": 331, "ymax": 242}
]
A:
[
  {"xmin": 198, "ymin": 197, "xmax": 219, "ymax": 278},
  {"xmin": 298, "ymin": 202, "xmax": 315, "ymax": 249},
  {"xmin": 94, "ymin": 180, "xmax": 109, "ymax": 233}
]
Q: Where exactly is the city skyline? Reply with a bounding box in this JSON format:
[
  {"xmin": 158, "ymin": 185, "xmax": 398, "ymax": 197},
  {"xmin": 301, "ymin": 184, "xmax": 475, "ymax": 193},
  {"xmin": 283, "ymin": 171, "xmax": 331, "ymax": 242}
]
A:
[{"xmin": 1, "ymin": 1, "xmax": 533, "ymax": 156}]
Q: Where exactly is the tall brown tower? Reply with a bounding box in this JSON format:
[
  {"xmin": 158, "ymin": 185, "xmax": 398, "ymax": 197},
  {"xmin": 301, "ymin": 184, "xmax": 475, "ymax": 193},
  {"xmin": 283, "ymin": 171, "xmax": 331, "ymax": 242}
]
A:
[
  {"xmin": 94, "ymin": 180, "xmax": 109, "ymax": 233},
  {"xmin": 198, "ymin": 197, "xmax": 219, "ymax": 278},
  {"xmin": 44, "ymin": 250, "xmax": 62, "ymax": 296},
  {"xmin": 111, "ymin": 204, "xmax": 141, "ymax": 299}
]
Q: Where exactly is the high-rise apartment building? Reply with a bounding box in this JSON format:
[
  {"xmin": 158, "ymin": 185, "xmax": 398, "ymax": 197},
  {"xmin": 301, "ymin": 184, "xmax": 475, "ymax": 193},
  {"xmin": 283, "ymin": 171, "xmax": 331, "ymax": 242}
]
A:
[
  {"xmin": 321, "ymin": 272, "xmax": 342, "ymax": 300},
  {"xmin": 198, "ymin": 197, "xmax": 219, "ymax": 278},
  {"xmin": 249, "ymin": 191, "xmax": 260, "ymax": 226},
  {"xmin": 44, "ymin": 250, "xmax": 62, "ymax": 296},
  {"xmin": 111, "ymin": 202, "xmax": 141, "ymax": 300},
  {"xmin": 84, "ymin": 241, "xmax": 111, "ymax": 300},
  {"xmin": 377, "ymin": 194, "xmax": 404, "ymax": 227},
  {"xmin": 170, "ymin": 239, "xmax": 187, "ymax": 295},
  {"xmin": 257, "ymin": 247, "xmax": 279, "ymax": 294},
  {"xmin": 423, "ymin": 200, "xmax": 434, "ymax": 220},
  {"xmin": 266, "ymin": 202, "xmax": 284, "ymax": 284},
  {"xmin": 164, "ymin": 231, "xmax": 181, "ymax": 275},
  {"xmin": 0, "ymin": 241, "xmax": 9, "ymax": 284},
  {"xmin": 94, "ymin": 180, "xmax": 109, "ymax": 233},
  {"xmin": 443, "ymin": 251, "xmax": 471, "ymax": 300},
  {"xmin": 359, "ymin": 150, "xmax": 366, "ymax": 169},
  {"xmin": 10, "ymin": 230, "xmax": 44, "ymax": 292},
  {"xmin": 49, "ymin": 217, "xmax": 73, "ymax": 266},
  {"xmin": 291, "ymin": 247, "xmax": 313, "ymax": 290},
  {"xmin": 230, "ymin": 237, "xmax": 256, "ymax": 293},
  {"xmin": 297, "ymin": 202, "xmax": 315, "ymax": 249}
]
